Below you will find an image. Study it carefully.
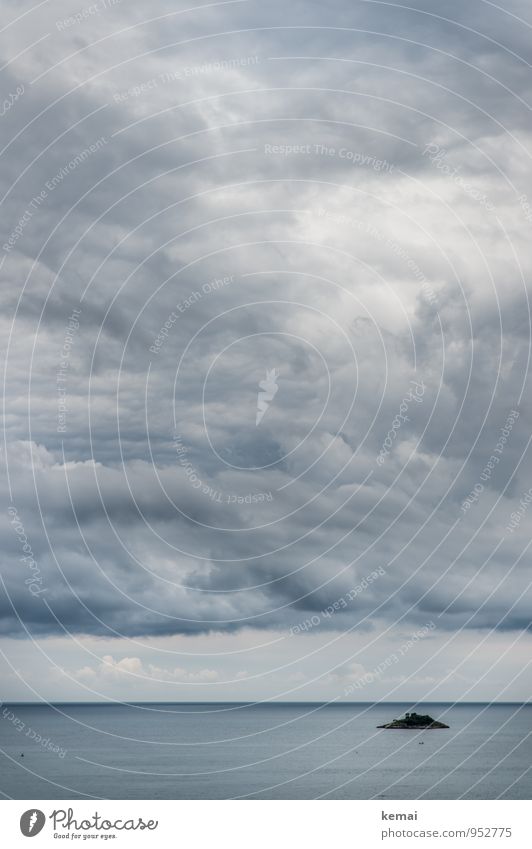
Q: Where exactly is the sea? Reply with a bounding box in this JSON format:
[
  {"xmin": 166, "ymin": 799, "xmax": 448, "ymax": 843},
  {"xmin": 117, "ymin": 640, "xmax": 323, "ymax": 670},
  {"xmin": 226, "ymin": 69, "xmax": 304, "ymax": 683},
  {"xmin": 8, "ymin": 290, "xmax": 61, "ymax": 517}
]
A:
[{"xmin": 0, "ymin": 702, "xmax": 530, "ymax": 800}]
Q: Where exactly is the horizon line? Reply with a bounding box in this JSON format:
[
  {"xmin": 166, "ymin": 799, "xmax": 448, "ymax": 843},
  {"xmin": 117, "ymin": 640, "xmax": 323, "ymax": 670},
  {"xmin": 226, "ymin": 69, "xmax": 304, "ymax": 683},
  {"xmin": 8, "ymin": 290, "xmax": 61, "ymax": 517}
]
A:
[{"xmin": 3, "ymin": 700, "xmax": 531, "ymax": 706}]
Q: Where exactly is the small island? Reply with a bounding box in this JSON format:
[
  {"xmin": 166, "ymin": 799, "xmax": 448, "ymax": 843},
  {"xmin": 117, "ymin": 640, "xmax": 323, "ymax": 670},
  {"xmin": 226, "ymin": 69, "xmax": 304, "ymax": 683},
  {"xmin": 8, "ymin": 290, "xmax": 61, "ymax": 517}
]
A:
[{"xmin": 377, "ymin": 711, "xmax": 449, "ymax": 729}]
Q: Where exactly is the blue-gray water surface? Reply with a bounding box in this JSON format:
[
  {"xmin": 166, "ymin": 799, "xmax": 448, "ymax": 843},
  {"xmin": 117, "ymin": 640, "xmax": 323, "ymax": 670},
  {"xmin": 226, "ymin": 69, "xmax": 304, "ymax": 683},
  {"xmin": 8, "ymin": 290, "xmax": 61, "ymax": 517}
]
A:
[{"xmin": 0, "ymin": 702, "xmax": 529, "ymax": 799}]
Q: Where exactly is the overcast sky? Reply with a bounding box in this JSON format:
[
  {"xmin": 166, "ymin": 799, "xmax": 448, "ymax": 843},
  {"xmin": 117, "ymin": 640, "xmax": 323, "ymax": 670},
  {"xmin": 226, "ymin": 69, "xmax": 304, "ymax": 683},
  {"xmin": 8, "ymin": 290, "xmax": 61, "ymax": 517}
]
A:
[{"xmin": 1, "ymin": 0, "xmax": 532, "ymax": 703}]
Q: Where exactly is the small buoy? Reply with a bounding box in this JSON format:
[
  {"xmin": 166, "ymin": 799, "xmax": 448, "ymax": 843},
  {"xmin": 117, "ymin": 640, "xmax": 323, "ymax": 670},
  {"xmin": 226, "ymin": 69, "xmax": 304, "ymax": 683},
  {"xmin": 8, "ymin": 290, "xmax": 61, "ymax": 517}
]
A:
[{"xmin": 20, "ymin": 753, "xmax": 24, "ymax": 757}]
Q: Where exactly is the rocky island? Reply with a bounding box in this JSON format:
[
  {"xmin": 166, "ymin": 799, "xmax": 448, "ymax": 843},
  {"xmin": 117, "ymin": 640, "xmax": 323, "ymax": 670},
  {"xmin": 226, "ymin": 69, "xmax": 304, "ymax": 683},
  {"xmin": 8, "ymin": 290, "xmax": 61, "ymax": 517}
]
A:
[{"xmin": 377, "ymin": 711, "xmax": 449, "ymax": 729}]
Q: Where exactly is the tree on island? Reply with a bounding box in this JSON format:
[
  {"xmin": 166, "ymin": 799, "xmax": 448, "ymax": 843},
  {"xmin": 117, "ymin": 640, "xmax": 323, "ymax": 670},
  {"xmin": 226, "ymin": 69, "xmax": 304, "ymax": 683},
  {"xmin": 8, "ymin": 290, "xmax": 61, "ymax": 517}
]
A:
[{"xmin": 377, "ymin": 711, "xmax": 449, "ymax": 729}]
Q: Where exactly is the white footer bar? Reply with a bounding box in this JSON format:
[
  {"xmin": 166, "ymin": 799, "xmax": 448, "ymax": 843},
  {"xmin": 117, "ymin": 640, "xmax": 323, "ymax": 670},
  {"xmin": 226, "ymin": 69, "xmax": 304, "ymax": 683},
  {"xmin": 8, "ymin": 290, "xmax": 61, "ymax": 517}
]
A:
[{"xmin": 1, "ymin": 799, "xmax": 529, "ymax": 848}]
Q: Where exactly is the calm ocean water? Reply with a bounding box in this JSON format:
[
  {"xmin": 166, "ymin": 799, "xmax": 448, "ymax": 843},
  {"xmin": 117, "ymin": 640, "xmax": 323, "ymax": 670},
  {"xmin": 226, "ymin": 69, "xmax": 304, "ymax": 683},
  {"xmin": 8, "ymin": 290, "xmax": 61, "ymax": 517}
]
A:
[{"xmin": 0, "ymin": 702, "xmax": 529, "ymax": 800}]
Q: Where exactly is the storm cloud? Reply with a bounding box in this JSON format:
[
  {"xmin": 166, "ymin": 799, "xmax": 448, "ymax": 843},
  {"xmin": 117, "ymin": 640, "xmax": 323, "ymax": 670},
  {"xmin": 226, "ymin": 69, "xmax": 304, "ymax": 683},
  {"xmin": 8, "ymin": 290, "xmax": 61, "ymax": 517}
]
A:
[{"xmin": 1, "ymin": 0, "xmax": 531, "ymax": 700}]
